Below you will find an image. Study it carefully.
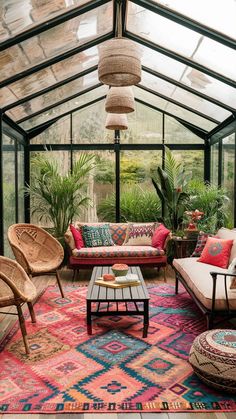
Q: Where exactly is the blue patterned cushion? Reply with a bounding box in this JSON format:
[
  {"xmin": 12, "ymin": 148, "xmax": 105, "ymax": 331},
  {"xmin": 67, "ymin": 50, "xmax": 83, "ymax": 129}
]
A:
[{"xmin": 82, "ymin": 224, "xmax": 114, "ymax": 247}]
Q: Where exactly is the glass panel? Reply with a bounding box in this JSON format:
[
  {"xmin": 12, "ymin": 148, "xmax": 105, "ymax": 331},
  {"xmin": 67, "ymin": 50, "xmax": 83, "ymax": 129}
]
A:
[
  {"xmin": 141, "ymin": 71, "xmax": 230, "ymax": 122},
  {"xmin": 17, "ymin": 142, "xmax": 25, "ymax": 222},
  {"xmin": 73, "ymin": 150, "xmax": 115, "ymax": 222},
  {"xmin": 119, "ymin": 150, "xmax": 162, "ymax": 222},
  {"xmin": 20, "ymin": 85, "xmax": 108, "ymax": 129},
  {"xmin": 210, "ymin": 143, "xmax": 219, "ymax": 186},
  {"xmin": 140, "ymin": 44, "xmax": 236, "ymax": 110},
  {"xmin": 0, "ymin": 2, "xmax": 112, "ymax": 82},
  {"xmin": 29, "ymin": 150, "xmax": 71, "ymax": 227},
  {"xmin": 127, "ymin": 2, "xmax": 236, "ymax": 81},
  {"xmin": 134, "ymin": 86, "xmax": 216, "ymax": 131},
  {"xmin": 222, "ymin": 133, "xmax": 235, "ymax": 224},
  {"xmin": 31, "ymin": 116, "xmax": 71, "ymax": 145},
  {"xmin": 120, "ymin": 101, "xmax": 163, "ymax": 144},
  {"xmin": 164, "ymin": 115, "xmax": 202, "ymax": 144},
  {"xmin": 0, "ymin": 46, "xmax": 99, "ymax": 109},
  {"xmin": 2, "ymin": 133, "xmax": 16, "ymax": 257},
  {"xmin": 0, "ymin": 0, "xmax": 91, "ymax": 41},
  {"xmin": 171, "ymin": 150, "xmax": 204, "ymax": 180},
  {"xmin": 72, "ymin": 100, "xmax": 114, "ymax": 144},
  {"xmin": 7, "ymin": 71, "xmax": 99, "ymax": 121},
  {"xmin": 154, "ymin": 0, "xmax": 236, "ymax": 40}
]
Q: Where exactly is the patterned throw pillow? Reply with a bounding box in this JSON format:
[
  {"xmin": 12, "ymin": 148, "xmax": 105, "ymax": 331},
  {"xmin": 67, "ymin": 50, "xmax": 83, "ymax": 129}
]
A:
[
  {"xmin": 123, "ymin": 223, "xmax": 157, "ymax": 246},
  {"xmin": 198, "ymin": 237, "xmax": 233, "ymax": 269},
  {"xmin": 227, "ymin": 257, "xmax": 236, "ymax": 290},
  {"xmin": 109, "ymin": 223, "xmax": 128, "ymax": 245},
  {"xmin": 191, "ymin": 232, "xmax": 211, "ymax": 257},
  {"xmin": 82, "ymin": 224, "xmax": 114, "ymax": 248}
]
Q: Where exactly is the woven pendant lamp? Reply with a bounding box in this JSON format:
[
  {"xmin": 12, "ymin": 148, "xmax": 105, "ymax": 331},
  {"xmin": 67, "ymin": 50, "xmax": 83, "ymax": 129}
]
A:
[
  {"xmin": 105, "ymin": 113, "xmax": 128, "ymax": 130},
  {"xmin": 105, "ymin": 87, "xmax": 135, "ymax": 114},
  {"xmin": 98, "ymin": 37, "xmax": 141, "ymax": 86}
]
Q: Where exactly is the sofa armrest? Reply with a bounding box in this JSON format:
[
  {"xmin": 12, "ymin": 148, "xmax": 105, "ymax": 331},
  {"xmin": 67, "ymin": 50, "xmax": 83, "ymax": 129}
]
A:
[{"xmin": 210, "ymin": 271, "xmax": 235, "ymax": 312}]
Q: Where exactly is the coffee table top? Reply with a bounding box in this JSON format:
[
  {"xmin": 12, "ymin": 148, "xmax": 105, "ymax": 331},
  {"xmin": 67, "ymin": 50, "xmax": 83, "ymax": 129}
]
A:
[{"xmin": 87, "ymin": 266, "xmax": 149, "ymax": 302}]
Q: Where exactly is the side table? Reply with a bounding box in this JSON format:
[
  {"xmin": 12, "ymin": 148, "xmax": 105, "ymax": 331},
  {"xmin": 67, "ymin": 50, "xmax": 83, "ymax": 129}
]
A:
[{"xmin": 172, "ymin": 237, "xmax": 197, "ymax": 259}]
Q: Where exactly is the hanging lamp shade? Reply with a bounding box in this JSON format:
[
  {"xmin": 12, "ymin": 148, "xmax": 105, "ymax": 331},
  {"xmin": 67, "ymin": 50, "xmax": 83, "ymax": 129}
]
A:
[
  {"xmin": 105, "ymin": 113, "xmax": 128, "ymax": 130},
  {"xmin": 105, "ymin": 87, "xmax": 135, "ymax": 114},
  {"xmin": 98, "ymin": 38, "xmax": 141, "ymax": 86}
]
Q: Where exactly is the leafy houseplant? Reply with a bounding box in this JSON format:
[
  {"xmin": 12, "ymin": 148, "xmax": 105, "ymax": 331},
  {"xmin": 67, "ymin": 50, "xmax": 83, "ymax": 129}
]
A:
[
  {"xmin": 152, "ymin": 147, "xmax": 192, "ymax": 231},
  {"xmin": 25, "ymin": 153, "xmax": 96, "ymax": 242}
]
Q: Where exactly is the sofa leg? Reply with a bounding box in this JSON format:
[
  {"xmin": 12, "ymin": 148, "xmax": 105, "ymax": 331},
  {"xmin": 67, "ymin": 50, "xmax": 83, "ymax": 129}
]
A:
[
  {"xmin": 206, "ymin": 314, "xmax": 213, "ymax": 330},
  {"xmin": 163, "ymin": 267, "xmax": 167, "ymax": 282},
  {"xmin": 175, "ymin": 276, "xmax": 179, "ymax": 294},
  {"xmin": 72, "ymin": 269, "xmax": 78, "ymax": 284}
]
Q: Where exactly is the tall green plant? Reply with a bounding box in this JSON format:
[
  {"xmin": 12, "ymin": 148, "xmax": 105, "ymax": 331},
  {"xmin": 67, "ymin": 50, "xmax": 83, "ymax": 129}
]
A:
[
  {"xmin": 152, "ymin": 147, "xmax": 192, "ymax": 231},
  {"xmin": 25, "ymin": 153, "xmax": 95, "ymax": 239},
  {"xmin": 98, "ymin": 185, "xmax": 161, "ymax": 222}
]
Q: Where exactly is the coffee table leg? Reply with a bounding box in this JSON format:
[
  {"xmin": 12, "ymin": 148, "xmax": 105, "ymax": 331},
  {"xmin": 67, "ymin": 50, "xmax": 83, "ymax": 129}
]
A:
[
  {"xmin": 87, "ymin": 300, "xmax": 92, "ymax": 335},
  {"xmin": 143, "ymin": 300, "xmax": 149, "ymax": 338}
]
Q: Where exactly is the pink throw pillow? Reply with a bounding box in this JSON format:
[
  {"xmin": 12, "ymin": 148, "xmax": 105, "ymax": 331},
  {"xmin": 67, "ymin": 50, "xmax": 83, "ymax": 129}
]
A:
[
  {"xmin": 198, "ymin": 237, "xmax": 233, "ymax": 269},
  {"xmin": 152, "ymin": 224, "xmax": 170, "ymax": 249},
  {"xmin": 70, "ymin": 224, "xmax": 84, "ymax": 249}
]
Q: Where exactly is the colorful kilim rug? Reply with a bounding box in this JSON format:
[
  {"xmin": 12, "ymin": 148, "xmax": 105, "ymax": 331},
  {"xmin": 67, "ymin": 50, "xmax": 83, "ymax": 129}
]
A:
[{"xmin": 0, "ymin": 283, "xmax": 235, "ymax": 413}]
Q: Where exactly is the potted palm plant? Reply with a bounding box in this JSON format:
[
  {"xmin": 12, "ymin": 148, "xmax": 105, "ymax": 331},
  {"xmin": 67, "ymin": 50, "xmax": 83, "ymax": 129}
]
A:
[{"xmin": 25, "ymin": 152, "xmax": 96, "ymax": 244}]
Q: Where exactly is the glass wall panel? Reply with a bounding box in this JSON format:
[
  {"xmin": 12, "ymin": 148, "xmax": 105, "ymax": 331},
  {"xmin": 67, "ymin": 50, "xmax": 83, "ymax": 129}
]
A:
[
  {"xmin": 164, "ymin": 115, "xmax": 202, "ymax": 144},
  {"xmin": 31, "ymin": 116, "xmax": 71, "ymax": 145},
  {"xmin": 154, "ymin": 0, "xmax": 236, "ymax": 40},
  {"xmin": 72, "ymin": 100, "xmax": 114, "ymax": 144},
  {"xmin": 0, "ymin": 46, "xmax": 99, "ymax": 109},
  {"xmin": 222, "ymin": 134, "xmax": 235, "ymax": 224},
  {"xmin": 140, "ymin": 44, "xmax": 236, "ymax": 110},
  {"xmin": 73, "ymin": 150, "xmax": 115, "ymax": 222},
  {"xmin": 2, "ymin": 134, "xmax": 16, "ymax": 257},
  {"xmin": 141, "ymin": 71, "xmax": 230, "ymax": 122},
  {"xmin": 0, "ymin": 0, "xmax": 91, "ymax": 41},
  {"xmin": 210, "ymin": 143, "xmax": 219, "ymax": 186},
  {"xmin": 20, "ymin": 85, "xmax": 108, "ymax": 129},
  {"xmin": 127, "ymin": 3, "xmax": 236, "ymax": 81},
  {"xmin": 18, "ymin": 142, "xmax": 25, "ymax": 222},
  {"xmin": 119, "ymin": 150, "xmax": 162, "ymax": 222},
  {"xmin": 171, "ymin": 150, "xmax": 204, "ymax": 180},
  {"xmin": 0, "ymin": 2, "xmax": 113, "ymax": 82},
  {"xmin": 120, "ymin": 101, "xmax": 162, "ymax": 144},
  {"xmin": 8, "ymin": 71, "xmax": 99, "ymax": 121},
  {"xmin": 134, "ymin": 87, "xmax": 216, "ymax": 131}
]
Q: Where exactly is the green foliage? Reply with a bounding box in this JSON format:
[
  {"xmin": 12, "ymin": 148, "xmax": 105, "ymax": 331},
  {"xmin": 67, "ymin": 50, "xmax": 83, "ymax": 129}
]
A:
[
  {"xmin": 25, "ymin": 153, "xmax": 96, "ymax": 240},
  {"xmin": 186, "ymin": 179, "xmax": 230, "ymax": 233},
  {"xmin": 97, "ymin": 185, "xmax": 161, "ymax": 222},
  {"xmin": 120, "ymin": 158, "xmax": 146, "ymax": 183},
  {"xmin": 152, "ymin": 147, "xmax": 192, "ymax": 231}
]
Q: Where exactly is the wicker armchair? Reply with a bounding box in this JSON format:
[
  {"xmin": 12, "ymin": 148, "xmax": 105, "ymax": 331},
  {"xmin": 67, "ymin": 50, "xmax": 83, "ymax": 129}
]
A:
[
  {"xmin": 0, "ymin": 256, "xmax": 37, "ymax": 354},
  {"xmin": 8, "ymin": 224, "xmax": 65, "ymax": 298}
]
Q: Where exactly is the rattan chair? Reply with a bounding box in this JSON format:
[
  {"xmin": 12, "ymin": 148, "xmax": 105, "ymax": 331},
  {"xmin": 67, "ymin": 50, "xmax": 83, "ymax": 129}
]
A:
[
  {"xmin": 8, "ymin": 224, "xmax": 65, "ymax": 298},
  {"xmin": 0, "ymin": 256, "xmax": 37, "ymax": 354}
]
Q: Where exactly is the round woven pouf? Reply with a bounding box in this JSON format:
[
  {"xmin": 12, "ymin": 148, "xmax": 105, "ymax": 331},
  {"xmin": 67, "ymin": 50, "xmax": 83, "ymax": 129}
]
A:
[{"xmin": 189, "ymin": 329, "xmax": 236, "ymax": 393}]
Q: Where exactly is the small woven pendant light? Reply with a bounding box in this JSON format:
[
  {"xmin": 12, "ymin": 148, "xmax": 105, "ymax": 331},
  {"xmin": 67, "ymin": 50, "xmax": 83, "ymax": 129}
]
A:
[
  {"xmin": 105, "ymin": 113, "xmax": 128, "ymax": 130},
  {"xmin": 98, "ymin": 37, "xmax": 141, "ymax": 86},
  {"xmin": 105, "ymin": 86, "xmax": 135, "ymax": 114}
]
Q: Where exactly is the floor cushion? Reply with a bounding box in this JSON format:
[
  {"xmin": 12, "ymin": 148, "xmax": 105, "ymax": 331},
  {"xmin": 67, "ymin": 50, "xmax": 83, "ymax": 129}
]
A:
[{"xmin": 189, "ymin": 329, "xmax": 236, "ymax": 393}]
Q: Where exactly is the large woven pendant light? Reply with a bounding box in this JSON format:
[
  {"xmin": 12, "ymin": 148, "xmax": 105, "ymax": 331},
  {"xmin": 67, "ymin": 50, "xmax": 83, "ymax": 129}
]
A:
[
  {"xmin": 98, "ymin": 38, "xmax": 141, "ymax": 86},
  {"xmin": 105, "ymin": 113, "xmax": 128, "ymax": 130},
  {"xmin": 105, "ymin": 86, "xmax": 135, "ymax": 114},
  {"xmin": 98, "ymin": 1, "xmax": 141, "ymax": 86}
]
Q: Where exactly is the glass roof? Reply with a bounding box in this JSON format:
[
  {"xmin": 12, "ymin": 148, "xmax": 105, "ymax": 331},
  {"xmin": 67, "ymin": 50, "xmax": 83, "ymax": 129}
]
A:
[
  {"xmin": 0, "ymin": 1, "xmax": 91, "ymax": 42},
  {"xmin": 0, "ymin": 0, "xmax": 235, "ymax": 135},
  {"xmin": 127, "ymin": 2, "xmax": 236, "ymax": 82},
  {"xmin": 0, "ymin": 2, "xmax": 112, "ymax": 82},
  {"xmin": 153, "ymin": 0, "xmax": 236, "ymax": 40}
]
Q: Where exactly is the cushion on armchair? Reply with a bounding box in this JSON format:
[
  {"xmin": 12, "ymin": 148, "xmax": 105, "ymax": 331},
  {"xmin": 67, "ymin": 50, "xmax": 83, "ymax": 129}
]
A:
[{"xmin": 198, "ymin": 237, "xmax": 233, "ymax": 269}]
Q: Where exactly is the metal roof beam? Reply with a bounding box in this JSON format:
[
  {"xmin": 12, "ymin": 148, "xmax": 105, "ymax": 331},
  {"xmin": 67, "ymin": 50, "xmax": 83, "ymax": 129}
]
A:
[
  {"xmin": 208, "ymin": 114, "xmax": 236, "ymax": 144},
  {"xmin": 131, "ymin": 0, "xmax": 236, "ymax": 50},
  {"xmin": 0, "ymin": 0, "xmax": 111, "ymax": 52},
  {"xmin": 15, "ymin": 83, "xmax": 103, "ymax": 124},
  {"xmin": 125, "ymin": 32, "xmax": 236, "ymax": 89},
  {"xmin": 0, "ymin": 32, "xmax": 113, "ymax": 89}
]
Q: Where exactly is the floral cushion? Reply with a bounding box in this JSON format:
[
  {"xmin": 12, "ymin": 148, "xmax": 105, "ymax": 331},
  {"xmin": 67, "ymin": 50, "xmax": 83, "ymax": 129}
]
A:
[
  {"xmin": 73, "ymin": 245, "xmax": 165, "ymax": 258},
  {"xmin": 109, "ymin": 223, "xmax": 128, "ymax": 245},
  {"xmin": 82, "ymin": 224, "xmax": 114, "ymax": 247}
]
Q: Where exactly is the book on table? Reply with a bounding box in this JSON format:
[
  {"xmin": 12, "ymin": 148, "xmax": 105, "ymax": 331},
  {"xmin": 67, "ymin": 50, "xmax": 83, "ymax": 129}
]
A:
[{"xmin": 95, "ymin": 274, "xmax": 141, "ymax": 288}]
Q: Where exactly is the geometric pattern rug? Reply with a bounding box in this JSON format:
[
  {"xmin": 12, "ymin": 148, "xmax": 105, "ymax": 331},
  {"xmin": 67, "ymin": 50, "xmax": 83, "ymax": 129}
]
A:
[{"xmin": 0, "ymin": 283, "xmax": 235, "ymax": 413}]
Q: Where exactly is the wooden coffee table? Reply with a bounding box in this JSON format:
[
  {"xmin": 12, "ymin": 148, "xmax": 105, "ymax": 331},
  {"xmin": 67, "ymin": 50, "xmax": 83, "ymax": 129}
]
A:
[{"xmin": 86, "ymin": 266, "xmax": 149, "ymax": 337}]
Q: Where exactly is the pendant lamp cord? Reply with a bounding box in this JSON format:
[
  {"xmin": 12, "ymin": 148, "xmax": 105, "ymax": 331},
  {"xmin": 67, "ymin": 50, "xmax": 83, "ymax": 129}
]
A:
[{"xmin": 116, "ymin": 0, "xmax": 122, "ymax": 38}]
